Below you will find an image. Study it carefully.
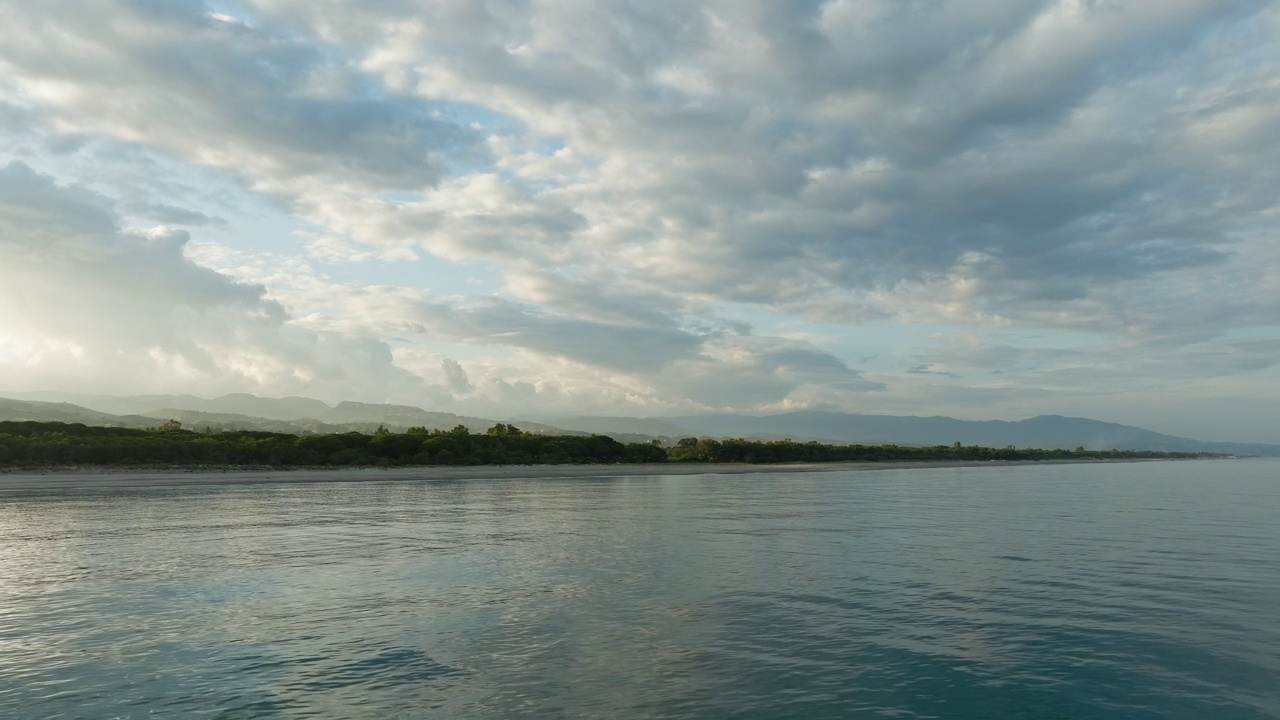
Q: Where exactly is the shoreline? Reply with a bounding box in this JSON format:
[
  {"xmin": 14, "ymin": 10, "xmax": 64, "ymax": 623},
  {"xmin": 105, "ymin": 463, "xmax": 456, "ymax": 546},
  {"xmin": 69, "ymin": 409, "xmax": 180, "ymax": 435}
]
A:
[{"xmin": 0, "ymin": 457, "xmax": 1177, "ymax": 492}]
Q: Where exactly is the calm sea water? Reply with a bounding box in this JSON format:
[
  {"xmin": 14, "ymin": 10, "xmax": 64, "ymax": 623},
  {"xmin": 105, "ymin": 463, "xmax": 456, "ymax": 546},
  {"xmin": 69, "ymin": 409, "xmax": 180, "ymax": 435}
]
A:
[{"xmin": 1, "ymin": 460, "xmax": 1278, "ymax": 719}]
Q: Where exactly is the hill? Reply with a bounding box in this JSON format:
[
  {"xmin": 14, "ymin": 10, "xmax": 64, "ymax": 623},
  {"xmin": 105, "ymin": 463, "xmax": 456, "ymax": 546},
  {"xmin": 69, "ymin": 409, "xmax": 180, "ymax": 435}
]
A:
[
  {"xmin": 0, "ymin": 396, "xmax": 577, "ymax": 437},
  {"xmin": 0, "ymin": 397, "xmax": 158, "ymax": 428},
  {"xmin": 8, "ymin": 391, "xmax": 330, "ymax": 420},
  {"xmin": 666, "ymin": 411, "xmax": 1280, "ymax": 456},
  {"xmin": 3, "ymin": 394, "xmax": 1276, "ymax": 456}
]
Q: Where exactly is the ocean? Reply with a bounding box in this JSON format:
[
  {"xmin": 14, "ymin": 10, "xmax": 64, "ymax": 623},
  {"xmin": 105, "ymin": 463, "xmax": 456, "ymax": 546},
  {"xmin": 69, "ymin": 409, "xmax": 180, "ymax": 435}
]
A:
[{"xmin": 2, "ymin": 459, "xmax": 1277, "ymax": 718}]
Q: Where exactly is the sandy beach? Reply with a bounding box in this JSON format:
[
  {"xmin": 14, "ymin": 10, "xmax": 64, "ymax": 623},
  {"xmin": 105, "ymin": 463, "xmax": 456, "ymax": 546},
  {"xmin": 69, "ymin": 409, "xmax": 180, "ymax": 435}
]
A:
[{"xmin": 0, "ymin": 458, "xmax": 1162, "ymax": 492}]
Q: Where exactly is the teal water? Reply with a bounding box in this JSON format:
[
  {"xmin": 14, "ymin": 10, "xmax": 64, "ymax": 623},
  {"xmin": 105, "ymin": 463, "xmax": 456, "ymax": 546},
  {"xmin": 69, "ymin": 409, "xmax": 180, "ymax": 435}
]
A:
[{"xmin": 1, "ymin": 460, "xmax": 1278, "ymax": 719}]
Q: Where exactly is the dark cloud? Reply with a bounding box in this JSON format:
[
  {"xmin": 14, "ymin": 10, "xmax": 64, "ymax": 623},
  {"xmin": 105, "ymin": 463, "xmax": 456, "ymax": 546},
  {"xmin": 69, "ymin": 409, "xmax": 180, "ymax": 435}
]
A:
[
  {"xmin": 405, "ymin": 298, "xmax": 708, "ymax": 374},
  {"xmin": 906, "ymin": 364, "xmax": 961, "ymax": 379},
  {"xmin": 129, "ymin": 201, "xmax": 223, "ymax": 227},
  {"xmin": 0, "ymin": 0, "xmax": 485, "ymax": 190},
  {"xmin": 656, "ymin": 340, "xmax": 884, "ymax": 409}
]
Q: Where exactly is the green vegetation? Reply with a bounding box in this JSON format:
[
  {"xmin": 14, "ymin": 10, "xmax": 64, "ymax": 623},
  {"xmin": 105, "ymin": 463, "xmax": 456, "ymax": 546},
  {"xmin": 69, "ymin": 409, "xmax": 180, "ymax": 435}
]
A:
[
  {"xmin": 663, "ymin": 437, "xmax": 1211, "ymax": 463},
  {"xmin": 0, "ymin": 420, "xmax": 1217, "ymax": 470},
  {"xmin": 0, "ymin": 421, "xmax": 664, "ymax": 468}
]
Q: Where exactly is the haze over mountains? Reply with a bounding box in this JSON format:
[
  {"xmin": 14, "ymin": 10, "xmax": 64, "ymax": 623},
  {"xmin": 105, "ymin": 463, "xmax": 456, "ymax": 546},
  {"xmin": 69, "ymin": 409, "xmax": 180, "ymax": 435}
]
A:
[
  {"xmin": 664, "ymin": 412, "xmax": 1280, "ymax": 457},
  {"xmin": 2, "ymin": 393, "xmax": 568, "ymax": 437},
  {"xmin": 3, "ymin": 392, "xmax": 1277, "ymax": 457}
]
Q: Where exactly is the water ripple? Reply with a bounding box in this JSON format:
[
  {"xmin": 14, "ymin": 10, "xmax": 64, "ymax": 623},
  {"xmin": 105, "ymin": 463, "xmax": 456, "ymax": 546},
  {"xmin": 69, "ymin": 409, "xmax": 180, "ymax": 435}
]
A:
[{"xmin": 1, "ymin": 460, "xmax": 1278, "ymax": 718}]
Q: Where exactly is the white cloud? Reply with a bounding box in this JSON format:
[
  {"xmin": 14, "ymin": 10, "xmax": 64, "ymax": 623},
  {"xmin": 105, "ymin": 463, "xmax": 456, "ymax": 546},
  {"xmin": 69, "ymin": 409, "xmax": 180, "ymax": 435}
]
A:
[{"xmin": 0, "ymin": 161, "xmax": 426, "ymax": 402}]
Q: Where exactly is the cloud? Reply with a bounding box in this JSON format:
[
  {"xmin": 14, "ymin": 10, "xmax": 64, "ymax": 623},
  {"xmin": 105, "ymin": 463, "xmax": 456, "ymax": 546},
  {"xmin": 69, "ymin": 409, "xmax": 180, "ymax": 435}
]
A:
[
  {"xmin": 0, "ymin": 161, "xmax": 425, "ymax": 401},
  {"xmin": 1, "ymin": 1, "xmax": 1279, "ymax": 437},
  {"xmin": 0, "ymin": 0, "xmax": 484, "ymax": 192},
  {"xmin": 127, "ymin": 201, "xmax": 223, "ymax": 227},
  {"xmin": 906, "ymin": 364, "xmax": 961, "ymax": 379},
  {"xmin": 248, "ymin": 0, "xmax": 1276, "ymax": 331},
  {"xmin": 210, "ymin": 264, "xmax": 878, "ymax": 410},
  {"xmin": 440, "ymin": 357, "xmax": 473, "ymax": 395},
  {"xmin": 10, "ymin": 1, "xmax": 1275, "ymax": 332},
  {"xmin": 655, "ymin": 337, "xmax": 884, "ymax": 409}
]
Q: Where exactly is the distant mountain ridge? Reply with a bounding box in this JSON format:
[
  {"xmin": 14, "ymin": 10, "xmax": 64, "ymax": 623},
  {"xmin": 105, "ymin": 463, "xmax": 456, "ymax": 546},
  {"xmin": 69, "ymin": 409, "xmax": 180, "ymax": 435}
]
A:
[
  {"xmin": 0, "ymin": 397, "xmax": 159, "ymax": 428},
  {"xmin": 2, "ymin": 393, "xmax": 1277, "ymax": 456},
  {"xmin": 0, "ymin": 394, "xmax": 576, "ymax": 437},
  {"xmin": 663, "ymin": 411, "xmax": 1280, "ymax": 456},
  {"xmin": 8, "ymin": 391, "xmax": 330, "ymax": 421},
  {"xmin": 516, "ymin": 415, "xmax": 690, "ymax": 437},
  {"xmin": 317, "ymin": 402, "xmax": 571, "ymax": 435}
]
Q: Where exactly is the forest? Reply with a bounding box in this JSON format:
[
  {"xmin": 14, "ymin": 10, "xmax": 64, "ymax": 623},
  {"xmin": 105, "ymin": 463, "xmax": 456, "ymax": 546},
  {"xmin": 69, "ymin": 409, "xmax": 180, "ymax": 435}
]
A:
[{"xmin": 0, "ymin": 421, "xmax": 1217, "ymax": 469}]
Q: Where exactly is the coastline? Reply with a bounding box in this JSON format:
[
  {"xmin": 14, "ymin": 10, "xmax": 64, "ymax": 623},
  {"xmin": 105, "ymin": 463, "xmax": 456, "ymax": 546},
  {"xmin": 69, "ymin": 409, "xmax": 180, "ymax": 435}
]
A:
[{"xmin": 0, "ymin": 457, "xmax": 1172, "ymax": 492}]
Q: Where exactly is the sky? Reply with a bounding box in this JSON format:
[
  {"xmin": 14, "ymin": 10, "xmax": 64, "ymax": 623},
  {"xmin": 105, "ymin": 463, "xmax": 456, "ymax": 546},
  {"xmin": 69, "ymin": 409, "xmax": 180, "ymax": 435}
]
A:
[{"xmin": 1, "ymin": 0, "xmax": 1278, "ymax": 443}]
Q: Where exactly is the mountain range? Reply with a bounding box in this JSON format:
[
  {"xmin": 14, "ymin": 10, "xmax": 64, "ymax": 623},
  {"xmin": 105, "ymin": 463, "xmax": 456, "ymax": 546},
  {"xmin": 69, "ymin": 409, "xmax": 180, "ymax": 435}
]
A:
[
  {"xmin": 3, "ymin": 392, "xmax": 1277, "ymax": 456},
  {"xmin": 662, "ymin": 411, "xmax": 1279, "ymax": 457}
]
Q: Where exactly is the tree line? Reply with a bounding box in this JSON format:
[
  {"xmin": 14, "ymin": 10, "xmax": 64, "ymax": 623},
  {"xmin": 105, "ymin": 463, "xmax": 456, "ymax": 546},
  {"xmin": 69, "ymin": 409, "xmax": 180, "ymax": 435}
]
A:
[{"xmin": 0, "ymin": 421, "xmax": 1215, "ymax": 469}]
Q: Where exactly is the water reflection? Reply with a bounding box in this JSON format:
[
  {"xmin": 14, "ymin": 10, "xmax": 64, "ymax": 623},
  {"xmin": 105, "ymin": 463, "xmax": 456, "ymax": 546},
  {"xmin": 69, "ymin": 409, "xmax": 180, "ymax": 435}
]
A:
[{"xmin": 1, "ymin": 461, "xmax": 1278, "ymax": 718}]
